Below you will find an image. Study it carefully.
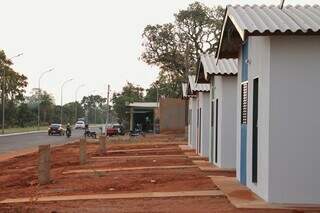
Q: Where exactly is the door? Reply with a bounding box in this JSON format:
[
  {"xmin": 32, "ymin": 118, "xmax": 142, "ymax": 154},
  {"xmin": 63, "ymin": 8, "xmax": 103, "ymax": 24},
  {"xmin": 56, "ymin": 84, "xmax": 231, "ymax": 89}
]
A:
[
  {"xmin": 215, "ymin": 99, "xmax": 218, "ymax": 163},
  {"xmin": 210, "ymin": 101, "xmax": 214, "ymax": 162},
  {"xmin": 252, "ymin": 78, "xmax": 259, "ymax": 183}
]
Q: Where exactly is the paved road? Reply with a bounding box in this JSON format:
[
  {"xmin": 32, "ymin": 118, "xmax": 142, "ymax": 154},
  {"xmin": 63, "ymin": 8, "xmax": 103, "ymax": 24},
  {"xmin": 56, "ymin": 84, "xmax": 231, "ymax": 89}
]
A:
[{"xmin": 0, "ymin": 128, "xmax": 100, "ymax": 154}]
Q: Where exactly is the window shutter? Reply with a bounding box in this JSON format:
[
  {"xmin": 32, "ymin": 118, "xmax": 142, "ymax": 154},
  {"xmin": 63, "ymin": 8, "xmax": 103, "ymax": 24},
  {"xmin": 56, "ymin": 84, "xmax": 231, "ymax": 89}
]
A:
[{"xmin": 241, "ymin": 82, "xmax": 248, "ymax": 124}]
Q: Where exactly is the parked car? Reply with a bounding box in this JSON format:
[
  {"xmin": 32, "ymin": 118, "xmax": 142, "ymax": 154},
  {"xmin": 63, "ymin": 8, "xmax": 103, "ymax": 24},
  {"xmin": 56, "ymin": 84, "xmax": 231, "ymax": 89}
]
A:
[
  {"xmin": 106, "ymin": 124, "xmax": 124, "ymax": 136},
  {"xmin": 75, "ymin": 120, "xmax": 85, "ymax": 129},
  {"xmin": 48, "ymin": 124, "xmax": 65, "ymax": 136}
]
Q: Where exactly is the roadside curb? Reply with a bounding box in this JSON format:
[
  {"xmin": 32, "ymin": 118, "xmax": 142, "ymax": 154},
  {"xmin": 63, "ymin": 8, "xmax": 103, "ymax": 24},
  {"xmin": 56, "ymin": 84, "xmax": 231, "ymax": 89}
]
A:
[{"xmin": 0, "ymin": 130, "xmax": 47, "ymax": 137}]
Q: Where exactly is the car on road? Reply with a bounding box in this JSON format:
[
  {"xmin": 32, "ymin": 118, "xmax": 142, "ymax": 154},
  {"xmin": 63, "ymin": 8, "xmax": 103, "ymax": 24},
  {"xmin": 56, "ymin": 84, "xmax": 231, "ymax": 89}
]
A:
[
  {"xmin": 48, "ymin": 124, "xmax": 65, "ymax": 136},
  {"xmin": 106, "ymin": 123, "xmax": 125, "ymax": 136},
  {"xmin": 75, "ymin": 121, "xmax": 85, "ymax": 129}
]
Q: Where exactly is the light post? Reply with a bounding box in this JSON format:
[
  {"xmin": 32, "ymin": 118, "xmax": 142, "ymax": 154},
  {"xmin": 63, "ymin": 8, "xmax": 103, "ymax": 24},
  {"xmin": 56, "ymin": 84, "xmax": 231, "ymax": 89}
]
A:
[
  {"xmin": 60, "ymin": 78, "xmax": 74, "ymax": 124},
  {"xmin": 37, "ymin": 68, "xmax": 54, "ymax": 130},
  {"xmin": 1, "ymin": 53, "xmax": 23, "ymax": 134},
  {"xmin": 75, "ymin": 84, "xmax": 85, "ymax": 123}
]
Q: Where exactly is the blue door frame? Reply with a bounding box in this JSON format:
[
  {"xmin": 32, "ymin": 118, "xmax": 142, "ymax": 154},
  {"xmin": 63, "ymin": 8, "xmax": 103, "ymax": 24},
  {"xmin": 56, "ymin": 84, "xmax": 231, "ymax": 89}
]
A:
[{"xmin": 240, "ymin": 42, "xmax": 249, "ymax": 185}]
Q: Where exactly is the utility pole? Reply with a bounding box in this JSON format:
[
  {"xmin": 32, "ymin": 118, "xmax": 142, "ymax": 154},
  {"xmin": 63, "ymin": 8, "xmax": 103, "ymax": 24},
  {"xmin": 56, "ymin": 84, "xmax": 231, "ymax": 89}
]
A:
[
  {"xmin": 106, "ymin": 84, "xmax": 110, "ymax": 124},
  {"xmin": 279, "ymin": 0, "xmax": 285, "ymax": 9}
]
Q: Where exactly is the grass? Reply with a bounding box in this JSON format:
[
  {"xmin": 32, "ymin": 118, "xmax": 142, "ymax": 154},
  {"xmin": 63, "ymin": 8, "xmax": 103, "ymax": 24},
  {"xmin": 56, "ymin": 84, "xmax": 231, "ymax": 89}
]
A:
[{"xmin": 1, "ymin": 126, "xmax": 48, "ymax": 135}]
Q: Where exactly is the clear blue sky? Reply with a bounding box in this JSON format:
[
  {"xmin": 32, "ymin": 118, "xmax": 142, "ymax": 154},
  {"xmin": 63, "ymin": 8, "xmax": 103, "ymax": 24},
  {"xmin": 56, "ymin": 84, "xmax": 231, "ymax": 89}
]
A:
[{"xmin": 0, "ymin": 0, "xmax": 318, "ymax": 104}]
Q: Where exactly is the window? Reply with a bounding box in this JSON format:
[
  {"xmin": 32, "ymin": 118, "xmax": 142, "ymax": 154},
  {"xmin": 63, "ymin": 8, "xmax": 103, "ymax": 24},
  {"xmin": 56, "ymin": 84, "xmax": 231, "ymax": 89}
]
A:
[{"xmin": 241, "ymin": 82, "xmax": 248, "ymax": 124}]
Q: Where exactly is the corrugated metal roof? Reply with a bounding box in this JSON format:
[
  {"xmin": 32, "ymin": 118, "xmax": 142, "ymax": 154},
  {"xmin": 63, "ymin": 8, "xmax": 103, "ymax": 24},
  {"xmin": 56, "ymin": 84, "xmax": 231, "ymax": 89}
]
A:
[
  {"xmin": 181, "ymin": 83, "xmax": 188, "ymax": 98},
  {"xmin": 200, "ymin": 53, "xmax": 238, "ymax": 78},
  {"xmin": 217, "ymin": 4, "xmax": 320, "ymax": 58},
  {"xmin": 188, "ymin": 75, "xmax": 210, "ymax": 92},
  {"xmin": 128, "ymin": 102, "xmax": 158, "ymax": 108},
  {"xmin": 227, "ymin": 4, "xmax": 320, "ymax": 39}
]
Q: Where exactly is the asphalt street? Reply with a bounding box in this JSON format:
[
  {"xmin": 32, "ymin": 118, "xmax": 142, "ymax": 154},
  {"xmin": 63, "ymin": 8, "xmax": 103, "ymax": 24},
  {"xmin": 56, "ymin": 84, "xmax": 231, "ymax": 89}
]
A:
[{"xmin": 0, "ymin": 128, "xmax": 99, "ymax": 154}]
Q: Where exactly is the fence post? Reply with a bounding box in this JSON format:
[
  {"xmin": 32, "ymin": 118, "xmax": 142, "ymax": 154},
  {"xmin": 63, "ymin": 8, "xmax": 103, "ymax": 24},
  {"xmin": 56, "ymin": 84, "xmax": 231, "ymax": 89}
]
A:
[
  {"xmin": 80, "ymin": 138, "xmax": 87, "ymax": 165},
  {"xmin": 38, "ymin": 144, "xmax": 51, "ymax": 185}
]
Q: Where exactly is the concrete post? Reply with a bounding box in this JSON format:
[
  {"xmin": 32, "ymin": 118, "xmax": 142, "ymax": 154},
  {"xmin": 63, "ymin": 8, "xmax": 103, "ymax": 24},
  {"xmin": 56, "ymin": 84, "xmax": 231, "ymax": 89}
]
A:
[
  {"xmin": 80, "ymin": 138, "xmax": 87, "ymax": 165},
  {"xmin": 38, "ymin": 144, "xmax": 51, "ymax": 185},
  {"xmin": 99, "ymin": 136, "xmax": 106, "ymax": 155}
]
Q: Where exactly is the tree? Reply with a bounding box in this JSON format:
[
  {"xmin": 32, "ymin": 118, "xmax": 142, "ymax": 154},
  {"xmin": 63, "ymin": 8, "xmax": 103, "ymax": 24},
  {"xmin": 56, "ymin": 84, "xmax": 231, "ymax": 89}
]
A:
[
  {"xmin": 81, "ymin": 95, "xmax": 106, "ymax": 124},
  {"xmin": 112, "ymin": 82, "xmax": 144, "ymax": 124},
  {"xmin": 0, "ymin": 50, "xmax": 28, "ymax": 128},
  {"xmin": 26, "ymin": 88, "xmax": 55, "ymax": 125},
  {"xmin": 141, "ymin": 2, "xmax": 224, "ymax": 97}
]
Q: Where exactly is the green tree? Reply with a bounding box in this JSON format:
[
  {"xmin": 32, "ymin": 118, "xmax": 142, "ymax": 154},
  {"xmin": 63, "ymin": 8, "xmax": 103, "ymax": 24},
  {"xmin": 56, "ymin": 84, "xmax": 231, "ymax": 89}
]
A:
[
  {"xmin": 141, "ymin": 2, "xmax": 224, "ymax": 97},
  {"xmin": 81, "ymin": 95, "xmax": 106, "ymax": 124},
  {"xmin": 26, "ymin": 88, "xmax": 55, "ymax": 125},
  {"xmin": 112, "ymin": 82, "xmax": 144, "ymax": 124},
  {"xmin": 0, "ymin": 50, "xmax": 28, "ymax": 128}
]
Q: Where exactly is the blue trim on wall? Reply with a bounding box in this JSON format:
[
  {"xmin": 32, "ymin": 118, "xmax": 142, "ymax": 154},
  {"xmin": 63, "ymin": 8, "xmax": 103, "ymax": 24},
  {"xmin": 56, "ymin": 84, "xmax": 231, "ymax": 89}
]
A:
[
  {"xmin": 240, "ymin": 124, "xmax": 247, "ymax": 185},
  {"xmin": 242, "ymin": 42, "xmax": 249, "ymax": 82}
]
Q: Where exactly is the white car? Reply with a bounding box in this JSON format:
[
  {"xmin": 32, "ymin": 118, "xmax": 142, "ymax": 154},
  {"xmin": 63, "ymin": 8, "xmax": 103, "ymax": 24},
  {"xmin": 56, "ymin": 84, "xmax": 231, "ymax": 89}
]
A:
[{"xmin": 75, "ymin": 121, "xmax": 85, "ymax": 129}]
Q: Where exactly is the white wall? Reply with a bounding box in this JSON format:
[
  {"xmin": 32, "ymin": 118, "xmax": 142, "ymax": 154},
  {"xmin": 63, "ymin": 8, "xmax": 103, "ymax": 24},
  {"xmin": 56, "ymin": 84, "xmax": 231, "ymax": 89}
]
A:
[
  {"xmin": 199, "ymin": 92, "xmax": 210, "ymax": 157},
  {"xmin": 268, "ymin": 36, "xmax": 320, "ymax": 204},
  {"xmin": 190, "ymin": 97, "xmax": 197, "ymax": 150},
  {"xmin": 188, "ymin": 99, "xmax": 192, "ymax": 146},
  {"xmin": 246, "ymin": 36, "xmax": 271, "ymax": 201},
  {"xmin": 212, "ymin": 75, "xmax": 237, "ymax": 168},
  {"xmin": 220, "ymin": 76, "xmax": 237, "ymax": 168}
]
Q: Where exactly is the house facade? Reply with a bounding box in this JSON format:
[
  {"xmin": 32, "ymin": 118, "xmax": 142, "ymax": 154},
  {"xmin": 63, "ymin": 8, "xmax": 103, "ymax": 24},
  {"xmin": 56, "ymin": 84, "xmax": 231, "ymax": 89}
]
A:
[
  {"xmin": 187, "ymin": 75, "xmax": 210, "ymax": 156},
  {"xmin": 217, "ymin": 5, "xmax": 320, "ymax": 204},
  {"xmin": 197, "ymin": 54, "xmax": 238, "ymax": 168}
]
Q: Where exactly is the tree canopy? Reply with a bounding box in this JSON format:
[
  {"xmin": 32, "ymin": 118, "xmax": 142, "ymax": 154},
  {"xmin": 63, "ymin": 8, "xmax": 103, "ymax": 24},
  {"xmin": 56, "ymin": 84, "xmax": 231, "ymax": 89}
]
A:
[{"xmin": 141, "ymin": 2, "xmax": 224, "ymax": 98}]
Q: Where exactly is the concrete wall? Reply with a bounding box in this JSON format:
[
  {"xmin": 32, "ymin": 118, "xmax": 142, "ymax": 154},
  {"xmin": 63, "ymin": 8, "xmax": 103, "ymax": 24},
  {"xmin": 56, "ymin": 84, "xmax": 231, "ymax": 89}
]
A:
[
  {"xmin": 199, "ymin": 92, "xmax": 210, "ymax": 157},
  {"xmin": 245, "ymin": 36, "xmax": 271, "ymax": 201},
  {"xmin": 220, "ymin": 75, "xmax": 237, "ymax": 168},
  {"xmin": 190, "ymin": 98, "xmax": 197, "ymax": 149},
  {"xmin": 240, "ymin": 35, "xmax": 320, "ymax": 204},
  {"xmin": 160, "ymin": 98, "xmax": 186, "ymax": 133},
  {"xmin": 212, "ymin": 75, "xmax": 237, "ymax": 169},
  {"xmin": 268, "ymin": 36, "xmax": 320, "ymax": 204}
]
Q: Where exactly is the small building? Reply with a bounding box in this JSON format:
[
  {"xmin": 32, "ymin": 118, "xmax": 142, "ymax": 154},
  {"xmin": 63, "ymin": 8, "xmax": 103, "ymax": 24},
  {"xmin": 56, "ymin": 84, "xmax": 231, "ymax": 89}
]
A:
[
  {"xmin": 128, "ymin": 102, "xmax": 158, "ymax": 132},
  {"xmin": 196, "ymin": 53, "xmax": 238, "ymax": 169},
  {"xmin": 187, "ymin": 75, "xmax": 210, "ymax": 157},
  {"xmin": 217, "ymin": 4, "xmax": 320, "ymax": 204}
]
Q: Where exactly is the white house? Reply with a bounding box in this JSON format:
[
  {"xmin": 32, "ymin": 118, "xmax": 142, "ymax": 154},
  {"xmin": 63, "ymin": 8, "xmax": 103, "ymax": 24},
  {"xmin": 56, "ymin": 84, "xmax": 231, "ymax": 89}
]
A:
[
  {"xmin": 217, "ymin": 4, "xmax": 320, "ymax": 204},
  {"xmin": 187, "ymin": 75, "xmax": 210, "ymax": 157},
  {"xmin": 196, "ymin": 53, "xmax": 238, "ymax": 169}
]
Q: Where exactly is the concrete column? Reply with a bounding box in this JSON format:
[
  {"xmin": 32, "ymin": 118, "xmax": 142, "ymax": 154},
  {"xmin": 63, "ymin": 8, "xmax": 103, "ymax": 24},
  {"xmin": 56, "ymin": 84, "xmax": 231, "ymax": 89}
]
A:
[
  {"xmin": 80, "ymin": 138, "xmax": 87, "ymax": 165},
  {"xmin": 38, "ymin": 144, "xmax": 51, "ymax": 185},
  {"xmin": 99, "ymin": 135, "xmax": 106, "ymax": 155},
  {"xmin": 130, "ymin": 108, "xmax": 133, "ymax": 131}
]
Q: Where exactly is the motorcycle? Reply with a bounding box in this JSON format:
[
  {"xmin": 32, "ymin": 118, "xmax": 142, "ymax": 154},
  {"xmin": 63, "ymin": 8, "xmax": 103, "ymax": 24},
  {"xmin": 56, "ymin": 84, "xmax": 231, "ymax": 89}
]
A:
[
  {"xmin": 66, "ymin": 128, "xmax": 72, "ymax": 138},
  {"xmin": 84, "ymin": 129, "xmax": 97, "ymax": 139},
  {"xmin": 129, "ymin": 127, "xmax": 145, "ymax": 137}
]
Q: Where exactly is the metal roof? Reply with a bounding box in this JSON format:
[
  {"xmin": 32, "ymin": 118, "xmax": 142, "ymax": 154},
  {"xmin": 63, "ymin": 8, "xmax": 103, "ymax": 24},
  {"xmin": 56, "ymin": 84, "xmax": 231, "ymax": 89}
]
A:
[
  {"xmin": 181, "ymin": 83, "xmax": 188, "ymax": 98},
  {"xmin": 217, "ymin": 4, "xmax": 320, "ymax": 58},
  {"xmin": 200, "ymin": 53, "xmax": 238, "ymax": 79},
  {"xmin": 188, "ymin": 75, "xmax": 210, "ymax": 93},
  {"xmin": 128, "ymin": 102, "xmax": 158, "ymax": 108}
]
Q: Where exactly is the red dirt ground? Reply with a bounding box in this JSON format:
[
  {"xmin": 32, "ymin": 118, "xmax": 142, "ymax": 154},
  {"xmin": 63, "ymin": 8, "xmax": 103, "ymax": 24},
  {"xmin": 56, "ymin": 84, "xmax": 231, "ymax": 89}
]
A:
[{"xmin": 0, "ymin": 134, "xmax": 315, "ymax": 212}]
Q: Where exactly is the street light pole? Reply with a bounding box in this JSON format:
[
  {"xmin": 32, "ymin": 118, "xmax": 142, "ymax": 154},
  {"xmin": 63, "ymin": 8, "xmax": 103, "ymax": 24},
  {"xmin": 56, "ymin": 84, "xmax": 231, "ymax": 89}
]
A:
[
  {"xmin": 60, "ymin": 78, "xmax": 74, "ymax": 125},
  {"xmin": 1, "ymin": 53, "xmax": 23, "ymax": 134},
  {"xmin": 37, "ymin": 68, "xmax": 54, "ymax": 130},
  {"xmin": 75, "ymin": 84, "xmax": 85, "ymax": 123}
]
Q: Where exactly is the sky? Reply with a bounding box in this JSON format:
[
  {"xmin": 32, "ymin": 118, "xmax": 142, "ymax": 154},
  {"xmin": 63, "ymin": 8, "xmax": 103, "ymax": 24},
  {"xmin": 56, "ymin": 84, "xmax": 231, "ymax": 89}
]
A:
[{"xmin": 0, "ymin": 0, "xmax": 319, "ymax": 104}]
